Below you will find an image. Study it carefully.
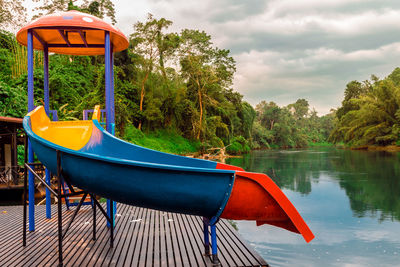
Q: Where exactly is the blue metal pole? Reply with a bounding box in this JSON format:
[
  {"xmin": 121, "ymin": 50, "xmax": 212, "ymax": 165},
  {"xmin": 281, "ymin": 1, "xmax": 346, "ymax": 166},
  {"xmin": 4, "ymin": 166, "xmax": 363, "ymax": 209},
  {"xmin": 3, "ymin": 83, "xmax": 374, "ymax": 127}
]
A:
[
  {"xmin": 43, "ymin": 45, "xmax": 50, "ymax": 115},
  {"xmin": 111, "ymin": 46, "xmax": 117, "ymax": 218},
  {"xmin": 110, "ymin": 46, "xmax": 115, "ymax": 127},
  {"xmin": 105, "ymin": 31, "xmax": 111, "ymax": 133},
  {"xmin": 43, "ymin": 45, "xmax": 51, "ymax": 219},
  {"xmin": 104, "ymin": 31, "xmax": 115, "ymax": 227},
  {"xmin": 27, "ymin": 29, "xmax": 35, "ymax": 231},
  {"xmin": 211, "ymin": 224, "xmax": 220, "ymax": 265}
]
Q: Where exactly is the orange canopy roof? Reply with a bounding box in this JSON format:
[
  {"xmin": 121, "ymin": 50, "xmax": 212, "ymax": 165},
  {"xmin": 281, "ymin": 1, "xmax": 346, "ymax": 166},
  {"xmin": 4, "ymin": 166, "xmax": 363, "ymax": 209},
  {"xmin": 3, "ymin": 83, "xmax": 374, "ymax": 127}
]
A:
[{"xmin": 16, "ymin": 11, "xmax": 129, "ymax": 55}]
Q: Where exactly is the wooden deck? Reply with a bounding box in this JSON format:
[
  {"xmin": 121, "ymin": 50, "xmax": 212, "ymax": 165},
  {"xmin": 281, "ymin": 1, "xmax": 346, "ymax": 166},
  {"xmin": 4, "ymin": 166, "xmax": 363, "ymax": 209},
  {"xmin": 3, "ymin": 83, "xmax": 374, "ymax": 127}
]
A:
[{"xmin": 0, "ymin": 204, "xmax": 268, "ymax": 266}]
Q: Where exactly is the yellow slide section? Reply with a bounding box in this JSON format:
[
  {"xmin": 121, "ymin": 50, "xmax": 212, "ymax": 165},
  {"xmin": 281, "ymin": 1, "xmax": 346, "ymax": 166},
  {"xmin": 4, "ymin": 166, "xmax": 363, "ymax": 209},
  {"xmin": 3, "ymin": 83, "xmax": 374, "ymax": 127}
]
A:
[{"xmin": 27, "ymin": 106, "xmax": 94, "ymax": 151}]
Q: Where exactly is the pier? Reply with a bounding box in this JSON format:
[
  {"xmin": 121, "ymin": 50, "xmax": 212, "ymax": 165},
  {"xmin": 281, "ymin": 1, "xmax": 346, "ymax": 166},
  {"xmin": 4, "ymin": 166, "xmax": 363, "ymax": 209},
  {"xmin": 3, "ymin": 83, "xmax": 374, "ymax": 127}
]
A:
[{"xmin": 0, "ymin": 203, "xmax": 268, "ymax": 266}]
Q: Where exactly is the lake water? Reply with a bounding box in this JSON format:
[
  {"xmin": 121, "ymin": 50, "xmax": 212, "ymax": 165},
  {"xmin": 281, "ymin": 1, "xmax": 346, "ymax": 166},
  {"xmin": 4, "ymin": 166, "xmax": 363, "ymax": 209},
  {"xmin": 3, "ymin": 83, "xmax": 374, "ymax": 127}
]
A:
[{"xmin": 226, "ymin": 147, "xmax": 400, "ymax": 267}]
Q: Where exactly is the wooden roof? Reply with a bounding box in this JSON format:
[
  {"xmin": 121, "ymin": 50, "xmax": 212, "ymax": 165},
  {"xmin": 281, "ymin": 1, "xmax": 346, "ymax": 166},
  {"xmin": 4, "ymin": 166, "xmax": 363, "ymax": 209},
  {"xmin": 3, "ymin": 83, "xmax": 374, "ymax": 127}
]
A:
[{"xmin": 0, "ymin": 117, "xmax": 23, "ymax": 124}]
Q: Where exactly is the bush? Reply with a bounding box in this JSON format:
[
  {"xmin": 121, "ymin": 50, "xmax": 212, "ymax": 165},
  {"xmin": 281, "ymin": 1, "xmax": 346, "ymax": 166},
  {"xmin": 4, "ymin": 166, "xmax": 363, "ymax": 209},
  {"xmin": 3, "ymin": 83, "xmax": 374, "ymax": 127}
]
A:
[
  {"xmin": 0, "ymin": 81, "xmax": 27, "ymax": 117},
  {"xmin": 226, "ymin": 136, "xmax": 251, "ymax": 155}
]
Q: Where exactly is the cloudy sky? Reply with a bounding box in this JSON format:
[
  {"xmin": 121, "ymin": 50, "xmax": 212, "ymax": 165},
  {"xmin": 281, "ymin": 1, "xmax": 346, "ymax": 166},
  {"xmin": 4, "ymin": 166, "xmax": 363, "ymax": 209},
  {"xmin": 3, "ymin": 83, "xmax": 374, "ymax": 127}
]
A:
[{"xmin": 25, "ymin": 0, "xmax": 400, "ymax": 114}]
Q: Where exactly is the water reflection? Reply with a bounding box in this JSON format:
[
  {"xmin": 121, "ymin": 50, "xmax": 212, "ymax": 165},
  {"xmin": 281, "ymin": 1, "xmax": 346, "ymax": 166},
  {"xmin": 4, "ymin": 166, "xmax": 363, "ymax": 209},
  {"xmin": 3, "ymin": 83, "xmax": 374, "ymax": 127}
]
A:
[
  {"xmin": 227, "ymin": 148, "xmax": 400, "ymax": 221},
  {"xmin": 226, "ymin": 148, "xmax": 400, "ymax": 266}
]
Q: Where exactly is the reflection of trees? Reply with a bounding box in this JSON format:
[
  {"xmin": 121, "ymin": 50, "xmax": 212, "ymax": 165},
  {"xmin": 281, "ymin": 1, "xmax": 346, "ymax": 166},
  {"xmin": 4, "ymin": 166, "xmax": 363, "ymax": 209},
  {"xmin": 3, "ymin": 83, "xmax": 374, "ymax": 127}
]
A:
[
  {"xmin": 227, "ymin": 148, "xmax": 400, "ymax": 221},
  {"xmin": 227, "ymin": 149, "xmax": 333, "ymax": 195},
  {"xmin": 330, "ymin": 149, "xmax": 400, "ymax": 221}
]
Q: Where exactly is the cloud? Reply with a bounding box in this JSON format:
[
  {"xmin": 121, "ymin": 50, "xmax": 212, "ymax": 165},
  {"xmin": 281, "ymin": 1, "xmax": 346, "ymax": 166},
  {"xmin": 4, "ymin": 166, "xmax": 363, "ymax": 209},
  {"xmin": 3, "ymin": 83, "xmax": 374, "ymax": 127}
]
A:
[{"xmin": 114, "ymin": 0, "xmax": 400, "ymax": 114}]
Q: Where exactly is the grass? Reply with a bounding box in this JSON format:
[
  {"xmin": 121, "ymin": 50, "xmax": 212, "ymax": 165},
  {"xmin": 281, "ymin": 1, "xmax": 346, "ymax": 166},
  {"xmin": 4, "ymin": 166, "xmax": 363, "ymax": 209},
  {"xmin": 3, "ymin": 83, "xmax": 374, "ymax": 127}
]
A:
[
  {"xmin": 122, "ymin": 125, "xmax": 200, "ymax": 155},
  {"xmin": 308, "ymin": 141, "xmax": 334, "ymax": 147}
]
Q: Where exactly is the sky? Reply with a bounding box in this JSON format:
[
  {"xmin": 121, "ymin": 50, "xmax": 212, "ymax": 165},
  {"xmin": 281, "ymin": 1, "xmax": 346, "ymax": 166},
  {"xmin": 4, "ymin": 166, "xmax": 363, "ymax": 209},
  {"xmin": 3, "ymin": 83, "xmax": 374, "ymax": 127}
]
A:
[{"xmin": 24, "ymin": 0, "xmax": 400, "ymax": 114}]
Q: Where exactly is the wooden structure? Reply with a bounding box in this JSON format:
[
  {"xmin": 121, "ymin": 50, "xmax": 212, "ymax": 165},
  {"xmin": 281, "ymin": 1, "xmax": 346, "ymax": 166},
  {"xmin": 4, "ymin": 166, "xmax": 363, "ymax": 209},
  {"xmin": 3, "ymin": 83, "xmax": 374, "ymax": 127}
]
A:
[
  {"xmin": 0, "ymin": 204, "xmax": 268, "ymax": 266},
  {"xmin": 0, "ymin": 116, "xmax": 24, "ymax": 186}
]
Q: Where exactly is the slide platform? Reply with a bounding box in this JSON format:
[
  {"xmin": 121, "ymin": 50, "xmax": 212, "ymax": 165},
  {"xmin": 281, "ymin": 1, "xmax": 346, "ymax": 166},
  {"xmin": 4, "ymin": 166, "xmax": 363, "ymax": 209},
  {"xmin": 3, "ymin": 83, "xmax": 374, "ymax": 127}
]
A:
[{"xmin": 24, "ymin": 106, "xmax": 314, "ymax": 242}]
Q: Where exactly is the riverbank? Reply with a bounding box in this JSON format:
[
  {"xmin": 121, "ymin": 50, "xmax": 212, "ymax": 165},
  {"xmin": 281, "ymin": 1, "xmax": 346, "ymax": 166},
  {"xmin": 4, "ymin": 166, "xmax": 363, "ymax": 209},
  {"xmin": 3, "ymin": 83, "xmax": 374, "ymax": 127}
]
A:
[
  {"xmin": 351, "ymin": 145, "xmax": 400, "ymax": 152},
  {"xmin": 122, "ymin": 125, "xmax": 250, "ymax": 156}
]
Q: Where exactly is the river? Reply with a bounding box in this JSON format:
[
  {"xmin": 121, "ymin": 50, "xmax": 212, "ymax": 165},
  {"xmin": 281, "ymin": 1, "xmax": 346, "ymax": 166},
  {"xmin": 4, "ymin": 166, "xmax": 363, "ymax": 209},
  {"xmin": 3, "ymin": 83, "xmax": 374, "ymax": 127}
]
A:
[{"xmin": 226, "ymin": 147, "xmax": 400, "ymax": 267}]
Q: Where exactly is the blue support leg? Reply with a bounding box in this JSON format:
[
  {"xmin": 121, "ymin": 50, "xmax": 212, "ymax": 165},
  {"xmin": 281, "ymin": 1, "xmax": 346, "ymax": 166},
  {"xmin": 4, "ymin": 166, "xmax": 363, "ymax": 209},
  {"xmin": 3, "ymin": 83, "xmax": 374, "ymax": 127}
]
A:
[
  {"xmin": 203, "ymin": 217, "xmax": 210, "ymax": 255},
  {"xmin": 107, "ymin": 199, "xmax": 111, "ymax": 227},
  {"xmin": 45, "ymin": 169, "xmax": 51, "ymax": 219},
  {"xmin": 211, "ymin": 224, "xmax": 221, "ymax": 266},
  {"xmin": 106, "ymin": 200, "xmax": 116, "ymax": 228}
]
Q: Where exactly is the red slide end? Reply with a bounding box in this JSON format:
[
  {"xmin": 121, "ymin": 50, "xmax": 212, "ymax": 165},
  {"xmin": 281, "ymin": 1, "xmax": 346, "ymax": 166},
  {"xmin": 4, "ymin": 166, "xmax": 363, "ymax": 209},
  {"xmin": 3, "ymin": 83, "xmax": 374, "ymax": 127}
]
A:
[
  {"xmin": 216, "ymin": 162, "xmax": 245, "ymax": 171},
  {"xmin": 221, "ymin": 171, "xmax": 315, "ymax": 243}
]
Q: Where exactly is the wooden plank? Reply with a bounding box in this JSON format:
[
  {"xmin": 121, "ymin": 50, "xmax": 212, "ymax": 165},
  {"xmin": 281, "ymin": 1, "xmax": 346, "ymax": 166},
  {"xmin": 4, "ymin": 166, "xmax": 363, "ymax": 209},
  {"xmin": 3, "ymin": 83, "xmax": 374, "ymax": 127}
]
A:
[
  {"xmin": 145, "ymin": 210, "xmax": 158, "ymax": 266},
  {"xmin": 0, "ymin": 208, "xmax": 45, "ymax": 259},
  {"xmin": 1, "ymin": 206, "xmax": 73, "ymax": 266},
  {"xmin": 125, "ymin": 207, "xmax": 147, "ymax": 267},
  {"xmin": 41, "ymin": 207, "xmax": 96, "ymax": 266},
  {"xmin": 180, "ymin": 213, "xmax": 207, "ymax": 266},
  {"xmin": 101, "ymin": 204, "xmax": 136, "ymax": 266},
  {"xmin": 45, "ymin": 206, "xmax": 98, "ymax": 266},
  {"xmin": 0, "ymin": 204, "xmax": 268, "ymax": 267},
  {"xmin": 136, "ymin": 206, "xmax": 151, "ymax": 267},
  {"xmin": 167, "ymin": 211, "xmax": 186, "ymax": 267},
  {"xmin": 122, "ymin": 207, "xmax": 146, "ymax": 267},
  {"xmin": 77, "ymin": 206, "xmax": 113, "ymax": 267},
  {"xmin": 161, "ymin": 211, "xmax": 175, "ymax": 267},
  {"xmin": 152, "ymin": 210, "xmax": 160, "ymax": 267},
  {"xmin": 86, "ymin": 204, "xmax": 129, "ymax": 266},
  {"xmin": 183, "ymin": 214, "xmax": 214, "ymax": 266},
  {"xmin": 110, "ymin": 206, "xmax": 141, "ymax": 266},
  {"xmin": 0, "ymin": 206, "xmax": 51, "ymax": 265},
  {"xmin": 215, "ymin": 220, "xmax": 251, "ymax": 266},
  {"xmin": 188, "ymin": 215, "xmax": 232, "ymax": 267},
  {"xmin": 174, "ymin": 212, "xmax": 202, "ymax": 266},
  {"xmin": 70, "ymin": 204, "xmax": 128, "ymax": 267},
  {"xmin": 220, "ymin": 219, "xmax": 268, "ymax": 266},
  {"xmin": 0, "ymin": 206, "xmax": 25, "ymax": 236}
]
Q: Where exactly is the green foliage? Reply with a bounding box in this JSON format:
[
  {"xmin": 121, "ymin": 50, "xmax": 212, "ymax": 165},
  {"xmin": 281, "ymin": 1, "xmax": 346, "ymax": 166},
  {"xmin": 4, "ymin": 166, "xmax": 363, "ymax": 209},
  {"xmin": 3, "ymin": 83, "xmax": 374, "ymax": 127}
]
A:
[
  {"xmin": 123, "ymin": 125, "xmax": 199, "ymax": 154},
  {"xmin": 226, "ymin": 136, "xmax": 251, "ymax": 155},
  {"xmin": 331, "ymin": 69, "xmax": 400, "ymax": 147},
  {"xmin": 0, "ymin": 80, "xmax": 26, "ymax": 117},
  {"xmin": 0, "ymin": 48, "xmax": 12, "ymax": 81},
  {"xmin": 253, "ymin": 99, "xmax": 333, "ymax": 149},
  {"xmin": 35, "ymin": 0, "xmax": 116, "ymax": 24},
  {"xmin": 17, "ymin": 145, "xmax": 24, "ymax": 166}
]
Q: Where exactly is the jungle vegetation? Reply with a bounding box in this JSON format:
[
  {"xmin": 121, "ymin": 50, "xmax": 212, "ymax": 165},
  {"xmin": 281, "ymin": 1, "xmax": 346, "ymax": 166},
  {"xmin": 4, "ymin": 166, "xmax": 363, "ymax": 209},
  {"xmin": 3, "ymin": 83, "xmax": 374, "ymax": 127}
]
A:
[
  {"xmin": 1, "ymin": 0, "xmax": 398, "ymax": 154},
  {"xmin": 330, "ymin": 69, "xmax": 400, "ymax": 147}
]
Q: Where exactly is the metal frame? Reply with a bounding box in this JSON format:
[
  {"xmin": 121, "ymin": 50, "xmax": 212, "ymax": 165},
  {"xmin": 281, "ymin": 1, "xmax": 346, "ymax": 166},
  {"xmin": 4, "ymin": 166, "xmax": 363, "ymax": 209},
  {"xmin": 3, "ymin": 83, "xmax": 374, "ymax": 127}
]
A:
[
  {"xmin": 22, "ymin": 136, "xmax": 114, "ymax": 267},
  {"xmin": 26, "ymin": 27, "xmax": 116, "ymax": 231}
]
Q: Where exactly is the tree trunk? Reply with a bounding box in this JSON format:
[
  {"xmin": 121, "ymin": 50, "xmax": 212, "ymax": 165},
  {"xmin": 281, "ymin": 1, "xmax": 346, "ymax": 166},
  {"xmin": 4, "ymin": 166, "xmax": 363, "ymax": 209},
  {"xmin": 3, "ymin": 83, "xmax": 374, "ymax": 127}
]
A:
[
  {"xmin": 159, "ymin": 52, "xmax": 167, "ymax": 82},
  {"xmin": 197, "ymin": 88, "xmax": 203, "ymax": 140},
  {"xmin": 138, "ymin": 71, "xmax": 150, "ymax": 130}
]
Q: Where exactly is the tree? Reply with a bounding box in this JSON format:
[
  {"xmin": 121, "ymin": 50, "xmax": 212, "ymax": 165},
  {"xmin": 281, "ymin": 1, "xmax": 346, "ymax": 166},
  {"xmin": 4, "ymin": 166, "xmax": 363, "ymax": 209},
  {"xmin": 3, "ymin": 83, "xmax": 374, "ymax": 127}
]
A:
[
  {"xmin": 34, "ymin": 0, "xmax": 116, "ymax": 24},
  {"xmin": 331, "ymin": 72, "xmax": 400, "ymax": 146},
  {"xmin": 288, "ymin": 98, "xmax": 309, "ymax": 120},
  {"xmin": 130, "ymin": 14, "xmax": 174, "ymax": 130},
  {"xmin": 256, "ymin": 101, "xmax": 280, "ymax": 130},
  {"xmin": 0, "ymin": 0, "xmax": 26, "ymax": 29},
  {"xmin": 179, "ymin": 29, "xmax": 235, "ymax": 140}
]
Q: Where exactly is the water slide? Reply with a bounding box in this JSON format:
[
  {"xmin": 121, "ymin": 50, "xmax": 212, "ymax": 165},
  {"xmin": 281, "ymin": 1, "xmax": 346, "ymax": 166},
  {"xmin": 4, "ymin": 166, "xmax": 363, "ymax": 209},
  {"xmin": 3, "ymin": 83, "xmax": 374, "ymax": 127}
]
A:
[{"xmin": 24, "ymin": 105, "xmax": 314, "ymax": 243}]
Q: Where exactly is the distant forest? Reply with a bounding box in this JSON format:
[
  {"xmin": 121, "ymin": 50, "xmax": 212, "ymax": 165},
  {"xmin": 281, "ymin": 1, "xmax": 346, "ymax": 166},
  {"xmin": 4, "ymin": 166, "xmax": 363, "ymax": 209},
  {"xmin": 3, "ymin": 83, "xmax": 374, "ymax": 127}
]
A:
[{"xmin": 0, "ymin": 1, "xmax": 398, "ymax": 154}]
